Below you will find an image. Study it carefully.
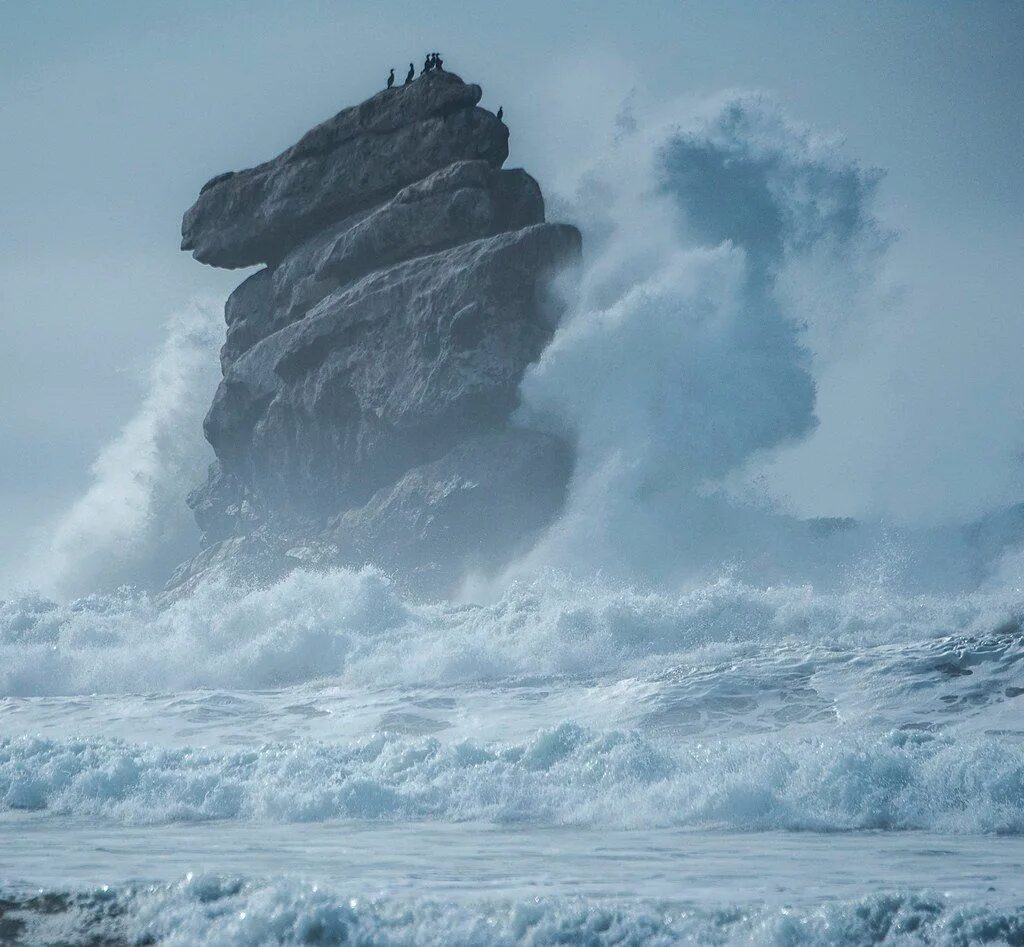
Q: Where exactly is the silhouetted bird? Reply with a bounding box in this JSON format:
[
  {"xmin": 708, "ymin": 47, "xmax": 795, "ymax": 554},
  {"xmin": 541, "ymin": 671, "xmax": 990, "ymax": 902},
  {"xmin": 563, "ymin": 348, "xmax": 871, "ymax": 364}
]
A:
[
  {"xmin": 422, "ymin": 54, "xmax": 432, "ymax": 75},
  {"xmin": 496, "ymin": 106, "xmax": 504, "ymax": 122},
  {"xmin": 386, "ymin": 68, "xmax": 395, "ymax": 89},
  {"xmin": 405, "ymin": 63, "xmax": 415, "ymax": 85},
  {"xmin": 434, "ymin": 52, "xmax": 444, "ymax": 71}
]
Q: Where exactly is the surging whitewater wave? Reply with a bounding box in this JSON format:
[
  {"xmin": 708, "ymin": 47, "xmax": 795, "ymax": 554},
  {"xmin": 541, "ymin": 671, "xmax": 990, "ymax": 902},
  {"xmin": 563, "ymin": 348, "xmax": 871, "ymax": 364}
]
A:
[
  {"xmin": 20, "ymin": 299, "xmax": 222, "ymax": 600},
  {"xmin": 503, "ymin": 93, "xmax": 895, "ymax": 589},
  {"xmin": 2, "ymin": 566, "xmax": 1022, "ymax": 697},
  {"xmin": 2, "ymin": 565, "xmax": 1023, "ymax": 834}
]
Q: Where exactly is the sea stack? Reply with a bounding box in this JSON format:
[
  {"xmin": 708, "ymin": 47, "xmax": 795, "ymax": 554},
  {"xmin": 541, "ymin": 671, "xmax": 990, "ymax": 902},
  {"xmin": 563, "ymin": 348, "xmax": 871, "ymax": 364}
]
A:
[{"xmin": 170, "ymin": 71, "xmax": 582, "ymax": 596}]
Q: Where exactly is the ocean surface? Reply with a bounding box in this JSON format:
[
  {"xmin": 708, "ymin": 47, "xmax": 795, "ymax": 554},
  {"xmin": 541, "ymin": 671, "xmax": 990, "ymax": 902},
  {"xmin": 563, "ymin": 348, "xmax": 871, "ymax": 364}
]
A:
[{"xmin": 2, "ymin": 568, "xmax": 1023, "ymax": 944}]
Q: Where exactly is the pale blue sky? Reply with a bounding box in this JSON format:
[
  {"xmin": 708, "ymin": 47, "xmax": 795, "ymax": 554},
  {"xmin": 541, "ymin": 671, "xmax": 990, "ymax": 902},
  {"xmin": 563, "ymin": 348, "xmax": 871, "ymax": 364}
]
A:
[{"xmin": 2, "ymin": 0, "xmax": 1023, "ymax": 576}]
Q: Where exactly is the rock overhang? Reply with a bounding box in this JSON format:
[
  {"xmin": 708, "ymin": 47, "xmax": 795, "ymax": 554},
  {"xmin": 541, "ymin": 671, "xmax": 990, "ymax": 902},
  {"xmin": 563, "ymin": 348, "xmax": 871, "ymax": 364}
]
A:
[{"xmin": 181, "ymin": 73, "xmax": 509, "ymax": 269}]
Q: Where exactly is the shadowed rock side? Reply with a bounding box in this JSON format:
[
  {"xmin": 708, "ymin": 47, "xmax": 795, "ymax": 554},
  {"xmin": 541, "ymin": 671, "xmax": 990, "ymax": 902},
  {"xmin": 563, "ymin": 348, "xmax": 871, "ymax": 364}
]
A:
[{"xmin": 171, "ymin": 72, "xmax": 582, "ymax": 598}]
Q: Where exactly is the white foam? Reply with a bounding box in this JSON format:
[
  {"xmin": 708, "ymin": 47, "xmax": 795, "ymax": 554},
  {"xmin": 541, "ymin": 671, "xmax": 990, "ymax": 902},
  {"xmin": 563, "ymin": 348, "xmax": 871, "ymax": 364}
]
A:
[
  {"xmin": 17, "ymin": 300, "xmax": 222, "ymax": 600},
  {"xmin": 2, "ymin": 722, "xmax": 1022, "ymax": 833},
  {"xmin": 3, "ymin": 875, "xmax": 1023, "ymax": 946},
  {"xmin": 2, "ymin": 567, "xmax": 1021, "ymax": 699},
  {"xmin": 503, "ymin": 94, "xmax": 895, "ymax": 589}
]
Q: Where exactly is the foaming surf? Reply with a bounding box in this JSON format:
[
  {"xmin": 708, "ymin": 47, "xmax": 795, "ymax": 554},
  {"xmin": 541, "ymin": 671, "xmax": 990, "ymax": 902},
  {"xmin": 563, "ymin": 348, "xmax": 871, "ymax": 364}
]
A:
[
  {"xmin": 2, "ymin": 724, "xmax": 1024, "ymax": 833},
  {"xmin": 1, "ymin": 876, "xmax": 1023, "ymax": 946},
  {"xmin": 2, "ymin": 565, "xmax": 1023, "ymax": 843},
  {"xmin": 2, "ymin": 566, "xmax": 1022, "ymax": 701}
]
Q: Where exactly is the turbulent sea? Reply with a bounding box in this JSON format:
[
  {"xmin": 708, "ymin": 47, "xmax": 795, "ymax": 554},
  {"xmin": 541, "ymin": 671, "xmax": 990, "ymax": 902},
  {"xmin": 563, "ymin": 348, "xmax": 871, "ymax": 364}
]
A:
[
  {"xmin": 2, "ymin": 568, "xmax": 1024, "ymax": 945},
  {"xmin": 4, "ymin": 94, "xmax": 1024, "ymax": 944}
]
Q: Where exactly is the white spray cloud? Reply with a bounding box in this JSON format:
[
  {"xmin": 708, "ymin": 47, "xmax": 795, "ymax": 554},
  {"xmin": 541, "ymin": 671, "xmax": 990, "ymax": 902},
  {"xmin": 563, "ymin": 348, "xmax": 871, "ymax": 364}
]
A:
[
  {"xmin": 508, "ymin": 93, "xmax": 889, "ymax": 586},
  {"xmin": 22, "ymin": 299, "xmax": 222, "ymax": 599}
]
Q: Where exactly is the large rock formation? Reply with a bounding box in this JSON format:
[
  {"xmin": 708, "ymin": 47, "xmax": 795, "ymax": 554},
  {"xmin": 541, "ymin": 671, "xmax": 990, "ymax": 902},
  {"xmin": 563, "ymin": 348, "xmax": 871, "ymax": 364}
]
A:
[{"xmin": 171, "ymin": 72, "xmax": 581, "ymax": 596}]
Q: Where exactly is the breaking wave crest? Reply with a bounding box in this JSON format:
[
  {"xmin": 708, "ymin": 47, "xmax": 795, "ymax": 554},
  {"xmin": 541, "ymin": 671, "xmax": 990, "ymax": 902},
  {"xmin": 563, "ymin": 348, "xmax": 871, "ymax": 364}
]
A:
[
  {"xmin": 19, "ymin": 300, "xmax": 222, "ymax": 601},
  {"xmin": 508, "ymin": 93, "xmax": 896, "ymax": 588},
  {"xmin": 2, "ymin": 566, "xmax": 1023, "ymax": 698}
]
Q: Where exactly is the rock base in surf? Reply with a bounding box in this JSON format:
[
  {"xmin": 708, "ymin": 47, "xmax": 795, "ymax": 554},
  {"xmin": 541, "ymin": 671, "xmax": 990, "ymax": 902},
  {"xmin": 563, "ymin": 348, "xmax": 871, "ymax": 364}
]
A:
[{"xmin": 171, "ymin": 71, "xmax": 581, "ymax": 596}]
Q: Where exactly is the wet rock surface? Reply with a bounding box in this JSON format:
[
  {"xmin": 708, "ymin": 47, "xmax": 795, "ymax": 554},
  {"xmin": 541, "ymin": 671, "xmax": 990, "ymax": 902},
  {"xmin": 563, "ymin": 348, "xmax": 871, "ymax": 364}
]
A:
[{"xmin": 173, "ymin": 71, "xmax": 581, "ymax": 597}]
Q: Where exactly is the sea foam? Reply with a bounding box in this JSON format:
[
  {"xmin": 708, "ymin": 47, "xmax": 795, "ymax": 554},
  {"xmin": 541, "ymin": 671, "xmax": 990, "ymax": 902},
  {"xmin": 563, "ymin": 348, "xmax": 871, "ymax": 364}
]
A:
[
  {"xmin": 2, "ymin": 875, "xmax": 1023, "ymax": 946},
  {"xmin": 2, "ymin": 724, "xmax": 1022, "ymax": 833},
  {"xmin": 2, "ymin": 566, "xmax": 1022, "ymax": 699}
]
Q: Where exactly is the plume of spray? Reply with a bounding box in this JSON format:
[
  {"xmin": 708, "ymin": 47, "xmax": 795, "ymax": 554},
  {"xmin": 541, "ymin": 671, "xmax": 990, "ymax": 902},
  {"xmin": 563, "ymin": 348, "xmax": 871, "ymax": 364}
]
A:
[
  {"xmin": 23, "ymin": 299, "xmax": 222, "ymax": 599},
  {"xmin": 502, "ymin": 93, "xmax": 891, "ymax": 589},
  {"xmin": 15, "ymin": 93, "xmax": 1021, "ymax": 604}
]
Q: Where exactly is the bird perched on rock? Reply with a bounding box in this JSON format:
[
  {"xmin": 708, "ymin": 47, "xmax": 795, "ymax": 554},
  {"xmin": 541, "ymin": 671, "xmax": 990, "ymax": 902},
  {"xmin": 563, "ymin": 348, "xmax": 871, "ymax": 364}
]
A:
[
  {"xmin": 386, "ymin": 68, "xmax": 395, "ymax": 89},
  {"xmin": 496, "ymin": 106, "xmax": 504, "ymax": 122},
  {"xmin": 405, "ymin": 63, "xmax": 415, "ymax": 85}
]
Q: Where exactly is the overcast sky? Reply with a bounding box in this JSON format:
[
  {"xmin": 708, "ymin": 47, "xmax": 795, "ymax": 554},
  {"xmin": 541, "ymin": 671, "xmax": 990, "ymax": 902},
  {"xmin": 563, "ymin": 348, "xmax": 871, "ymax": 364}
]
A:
[{"xmin": 2, "ymin": 0, "xmax": 1023, "ymax": 584}]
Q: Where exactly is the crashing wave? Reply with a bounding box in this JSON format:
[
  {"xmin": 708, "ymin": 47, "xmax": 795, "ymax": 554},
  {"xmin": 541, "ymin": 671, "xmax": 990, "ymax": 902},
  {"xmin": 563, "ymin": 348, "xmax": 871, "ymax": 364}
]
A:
[{"xmin": 2, "ymin": 566, "xmax": 1023, "ymax": 698}]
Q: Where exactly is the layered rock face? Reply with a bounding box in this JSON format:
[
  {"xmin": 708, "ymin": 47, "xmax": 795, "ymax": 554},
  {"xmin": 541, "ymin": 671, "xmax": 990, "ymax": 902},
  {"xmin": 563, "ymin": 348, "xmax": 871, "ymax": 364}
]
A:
[{"xmin": 172, "ymin": 72, "xmax": 581, "ymax": 595}]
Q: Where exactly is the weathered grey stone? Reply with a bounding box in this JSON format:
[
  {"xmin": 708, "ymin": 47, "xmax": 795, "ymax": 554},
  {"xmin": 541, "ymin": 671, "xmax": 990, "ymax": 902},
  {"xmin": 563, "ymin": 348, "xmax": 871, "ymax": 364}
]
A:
[
  {"xmin": 204, "ymin": 222, "xmax": 581, "ymax": 515},
  {"xmin": 220, "ymin": 161, "xmax": 544, "ymax": 370},
  {"xmin": 271, "ymin": 160, "xmax": 544, "ymax": 331},
  {"xmin": 331, "ymin": 429, "xmax": 573, "ymax": 591},
  {"xmin": 206, "ymin": 326, "xmax": 294, "ymax": 471},
  {"xmin": 176, "ymin": 75, "xmax": 584, "ymax": 597},
  {"xmin": 264, "ymin": 207, "xmax": 373, "ymax": 341},
  {"xmin": 165, "ymin": 430, "xmax": 572, "ymax": 600},
  {"xmin": 181, "ymin": 72, "xmax": 508, "ymax": 268},
  {"xmin": 186, "ymin": 461, "xmax": 262, "ymax": 545},
  {"xmin": 315, "ymin": 161, "xmax": 543, "ymax": 288},
  {"xmin": 220, "ymin": 268, "xmax": 275, "ymax": 370},
  {"xmin": 160, "ymin": 533, "xmax": 294, "ymax": 603}
]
